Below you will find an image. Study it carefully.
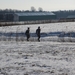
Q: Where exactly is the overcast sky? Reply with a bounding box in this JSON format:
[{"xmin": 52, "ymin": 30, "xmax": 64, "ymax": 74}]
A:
[{"xmin": 0, "ymin": 0, "xmax": 75, "ymax": 11}]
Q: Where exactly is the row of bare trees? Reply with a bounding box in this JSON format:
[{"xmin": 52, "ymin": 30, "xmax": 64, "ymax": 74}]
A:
[{"xmin": 0, "ymin": 7, "xmax": 43, "ymax": 13}]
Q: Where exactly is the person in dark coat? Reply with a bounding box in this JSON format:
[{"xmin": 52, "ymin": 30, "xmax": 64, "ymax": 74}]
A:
[
  {"xmin": 25, "ymin": 27, "xmax": 30, "ymax": 41},
  {"xmin": 36, "ymin": 26, "xmax": 41, "ymax": 41}
]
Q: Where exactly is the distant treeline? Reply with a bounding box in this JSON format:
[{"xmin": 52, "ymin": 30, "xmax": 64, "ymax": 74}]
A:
[
  {"xmin": 53, "ymin": 10, "xmax": 75, "ymax": 19},
  {"xmin": 0, "ymin": 9, "xmax": 30, "ymax": 13},
  {"xmin": 0, "ymin": 9, "xmax": 75, "ymax": 19}
]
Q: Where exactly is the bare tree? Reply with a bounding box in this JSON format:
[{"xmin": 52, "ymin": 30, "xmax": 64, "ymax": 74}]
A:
[
  {"xmin": 31, "ymin": 6, "xmax": 36, "ymax": 12},
  {"xmin": 38, "ymin": 7, "xmax": 43, "ymax": 12}
]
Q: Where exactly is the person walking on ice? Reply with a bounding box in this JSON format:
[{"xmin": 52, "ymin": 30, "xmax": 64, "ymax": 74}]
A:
[
  {"xmin": 36, "ymin": 26, "xmax": 41, "ymax": 42},
  {"xmin": 25, "ymin": 27, "xmax": 30, "ymax": 41}
]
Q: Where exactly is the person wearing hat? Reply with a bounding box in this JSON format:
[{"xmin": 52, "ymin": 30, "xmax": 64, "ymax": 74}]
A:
[
  {"xmin": 36, "ymin": 26, "xmax": 41, "ymax": 41},
  {"xmin": 25, "ymin": 27, "xmax": 30, "ymax": 41}
]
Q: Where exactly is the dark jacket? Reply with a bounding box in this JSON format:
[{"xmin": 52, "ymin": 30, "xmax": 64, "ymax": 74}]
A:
[
  {"xmin": 25, "ymin": 29, "xmax": 30, "ymax": 38},
  {"xmin": 36, "ymin": 28, "xmax": 41, "ymax": 37}
]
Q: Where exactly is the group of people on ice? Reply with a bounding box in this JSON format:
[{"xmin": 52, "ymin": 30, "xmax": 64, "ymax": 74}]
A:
[{"xmin": 25, "ymin": 26, "xmax": 41, "ymax": 42}]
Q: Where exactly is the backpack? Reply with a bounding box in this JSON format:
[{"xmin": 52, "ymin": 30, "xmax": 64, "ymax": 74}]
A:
[
  {"xmin": 36, "ymin": 29, "xmax": 38, "ymax": 35},
  {"xmin": 25, "ymin": 30, "xmax": 28, "ymax": 35}
]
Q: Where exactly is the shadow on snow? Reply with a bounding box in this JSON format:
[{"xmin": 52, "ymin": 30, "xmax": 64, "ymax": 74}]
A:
[{"xmin": 0, "ymin": 31, "xmax": 75, "ymax": 38}]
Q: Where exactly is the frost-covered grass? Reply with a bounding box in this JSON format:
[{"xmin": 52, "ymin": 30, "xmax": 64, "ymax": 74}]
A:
[
  {"xmin": 0, "ymin": 22, "xmax": 75, "ymax": 75},
  {"xmin": 0, "ymin": 41, "xmax": 75, "ymax": 75}
]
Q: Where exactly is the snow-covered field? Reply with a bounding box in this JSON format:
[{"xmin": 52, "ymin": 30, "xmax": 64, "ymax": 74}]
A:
[{"xmin": 0, "ymin": 22, "xmax": 75, "ymax": 75}]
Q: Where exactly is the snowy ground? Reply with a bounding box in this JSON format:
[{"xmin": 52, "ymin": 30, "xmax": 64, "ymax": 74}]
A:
[{"xmin": 0, "ymin": 22, "xmax": 75, "ymax": 75}]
